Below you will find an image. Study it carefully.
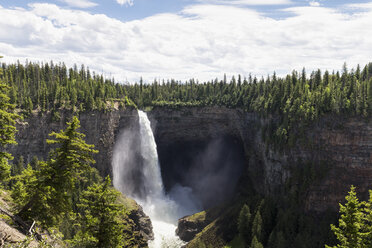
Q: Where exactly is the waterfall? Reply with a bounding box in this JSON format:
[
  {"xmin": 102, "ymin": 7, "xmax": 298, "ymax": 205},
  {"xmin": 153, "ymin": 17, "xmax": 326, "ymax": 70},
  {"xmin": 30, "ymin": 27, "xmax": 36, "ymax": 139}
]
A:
[
  {"xmin": 113, "ymin": 110, "xmax": 187, "ymax": 248},
  {"xmin": 137, "ymin": 110, "xmax": 164, "ymax": 198}
]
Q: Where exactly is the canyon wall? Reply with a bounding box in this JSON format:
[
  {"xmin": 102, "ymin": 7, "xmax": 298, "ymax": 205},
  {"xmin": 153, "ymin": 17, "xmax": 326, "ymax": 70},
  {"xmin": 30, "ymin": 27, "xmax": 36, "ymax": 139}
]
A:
[
  {"xmin": 11, "ymin": 109, "xmax": 139, "ymax": 176},
  {"xmin": 9, "ymin": 107, "xmax": 372, "ymax": 213},
  {"xmin": 147, "ymin": 107, "xmax": 371, "ymax": 212}
]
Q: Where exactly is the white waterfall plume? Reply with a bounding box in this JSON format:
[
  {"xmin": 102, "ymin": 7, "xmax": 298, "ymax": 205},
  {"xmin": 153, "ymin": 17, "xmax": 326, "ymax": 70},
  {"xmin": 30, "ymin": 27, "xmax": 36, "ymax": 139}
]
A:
[{"xmin": 113, "ymin": 110, "xmax": 196, "ymax": 247}]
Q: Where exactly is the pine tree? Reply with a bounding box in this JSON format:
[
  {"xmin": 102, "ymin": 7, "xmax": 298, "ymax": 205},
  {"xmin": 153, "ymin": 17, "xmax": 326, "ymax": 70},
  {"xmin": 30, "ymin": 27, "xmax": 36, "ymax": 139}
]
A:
[
  {"xmin": 326, "ymin": 186, "xmax": 364, "ymax": 248},
  {"xmin": 238, "ymin": 204, "xmax": 252, "ymax": 243},
  {"xmin": 252, "ymin": 210, "xmax": 263, "ymax": 242},
  {"xmin": 45, "ymin": 116, "xmax": 98, "ymax": 192},
  {"xmin": 0, "ymin": 56, "xmax": 20, "ymax": 184},
  {"xmin": 11, "ymin": 155, "xmax": 25, "ymax": 176},
  {"xmin": 71, "ymin": 176, "xmax": 126, "ymax": 248},
  {"xmin": 18, "ymin": 116, "xmax": 98, "ymax": 227},
  {"xmin": 361, "ymin": 190, "xmax": 372, "ymax": 247},
  {"xmin": 250, "ymin": 235, "xmax": 264, "ymax": 248},
  {"xmin": 11, "ymin": 164, "xmax": 36, "ymax": 208}
]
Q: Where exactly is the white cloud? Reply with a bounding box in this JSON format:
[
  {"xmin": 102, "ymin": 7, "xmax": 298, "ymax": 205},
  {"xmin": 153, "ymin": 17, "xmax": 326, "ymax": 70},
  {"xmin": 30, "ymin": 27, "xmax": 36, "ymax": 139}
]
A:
[
  {"xmin": 116, "ymin": 0, "xmax": 134, "ymax": 6},
  {"xmin": 198, "ymin": 0, "xmax": 293, "ymax": 5},
  {"xmin": 345, "ymin": 2, "xmax": 372, "ymax": 10},
  {"xmin": 61, "ymin": 0, "xmax": 97, "ymax": 8},
  {"xmin": 309, "ymin": 1, "xmax": 320, "ymax": 7},
  {"xmin": 0, "ymin": 3, "xmax": 372, "ymax": 82}
]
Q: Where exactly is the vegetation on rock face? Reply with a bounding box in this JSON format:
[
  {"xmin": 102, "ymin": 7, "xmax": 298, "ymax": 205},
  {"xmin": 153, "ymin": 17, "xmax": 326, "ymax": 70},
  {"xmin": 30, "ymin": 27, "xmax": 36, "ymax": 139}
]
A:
[
  {"xmin": 237, "ymin": 204, "xmax": 251, "ymax": 243},
  {"xmin": 186, "ymin": 160, "xmax": 340, "ymax": 248}
]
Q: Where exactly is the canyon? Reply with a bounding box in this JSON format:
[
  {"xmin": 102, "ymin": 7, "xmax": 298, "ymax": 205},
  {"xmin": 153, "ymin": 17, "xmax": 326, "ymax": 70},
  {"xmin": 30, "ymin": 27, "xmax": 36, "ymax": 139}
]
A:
[{"xmin": 9, "ymin": 107, "xmax": 372, "ymax": 245}]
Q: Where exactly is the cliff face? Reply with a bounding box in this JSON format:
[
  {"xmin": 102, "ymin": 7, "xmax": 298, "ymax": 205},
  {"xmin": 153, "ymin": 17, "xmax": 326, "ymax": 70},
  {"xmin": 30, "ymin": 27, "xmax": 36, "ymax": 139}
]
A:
[
  {"xmin": 148, "ymin": 107, "xmax": 372, "ymax": 212},
  {"xmin": 11, "ymin": 109, "xmax": 138, "ymax": 176},
  {"xmin": 10, "ymin": 107, "xmax": 371, "ymax": 214}
]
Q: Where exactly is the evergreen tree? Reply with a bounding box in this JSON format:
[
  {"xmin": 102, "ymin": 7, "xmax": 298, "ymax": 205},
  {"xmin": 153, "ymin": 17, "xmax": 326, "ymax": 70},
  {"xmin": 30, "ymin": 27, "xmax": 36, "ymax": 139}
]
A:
[
  {"xmin": 252, "ymin": 210, "xmax": 263, "ymax": 242},
  {"xmin": 30, "ymin": 156, "xmax": 40, "ymax": 170},
  {"xmin": 11, "ymin": 164, "xmax": 36, "ymax": 208},
  {"xmin": 0, "ymin": 56, "xmax": 20, "ymax": 184},
  {"xmin": 11, "ymin": 155, "xmax": 25, "ymax": 176},
  {"xmin": 71, "ymin": 176, "xmax": 126, "ymax": 248},
  {"xmin": 238, "ymin": 204, "xmax": 252, "ymax": 243},
  {"xmin": 361, "ymin": 190, "xmax": 372, "ymax": 247},
  {"xmin": 250, "ymin": 235, "xmax": 264, "ymax": 248},
  {"xmin": 19, "ymin": 116, "xmax": 98, "ymax": 227},
  {"xmin": 326, "ymin": 186, "xmax": 364, "ymax": 248}
]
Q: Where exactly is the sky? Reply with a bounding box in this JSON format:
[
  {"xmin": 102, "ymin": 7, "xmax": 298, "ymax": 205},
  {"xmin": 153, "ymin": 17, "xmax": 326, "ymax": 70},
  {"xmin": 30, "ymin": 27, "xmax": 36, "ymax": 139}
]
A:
[{"xmin": 0, "ymin": 0, "xmax": 372, "ymax": 82}]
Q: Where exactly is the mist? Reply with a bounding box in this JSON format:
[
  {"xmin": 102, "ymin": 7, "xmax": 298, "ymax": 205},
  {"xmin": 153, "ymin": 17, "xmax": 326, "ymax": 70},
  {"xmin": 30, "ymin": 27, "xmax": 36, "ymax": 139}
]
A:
[
  {"xmin": 112, "ymin": 112, "xmax": 245, "ymax": 247},
  {"xmin": 184, "ymin": 137, "xmax": 245, "ymax": 208}
]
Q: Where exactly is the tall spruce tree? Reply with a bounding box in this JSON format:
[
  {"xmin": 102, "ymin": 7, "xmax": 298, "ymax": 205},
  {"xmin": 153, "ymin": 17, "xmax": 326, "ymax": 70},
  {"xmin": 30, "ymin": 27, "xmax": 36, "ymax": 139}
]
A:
[
  {"xmin": 71, "ymin": 176, "xmax": 126, "ymax": 248},
  {"xmin": 361, "ymin": 190, "xmax": 372, "ymax": 247},
  {"xmin": 19, "ymin": 116, "xmax": 98, "ymax": 227},
  {"xmin": 326, "ymin": 186, "xmax": 364, "ymax": 248},
  {"xmin": 251, "ymin": 235, "xmax": 264, "ymax": 248},
  {"xmin": 252, "ymin": 210, "xmax": 263, "ymax": 242},
  {"xmin": 238, "ymin": 204, "xmax": 252, "ymax": 243}
]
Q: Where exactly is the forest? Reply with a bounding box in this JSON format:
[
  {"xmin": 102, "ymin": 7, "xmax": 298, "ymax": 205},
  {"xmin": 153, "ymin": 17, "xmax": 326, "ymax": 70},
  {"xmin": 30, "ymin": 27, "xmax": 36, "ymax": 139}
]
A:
[
  {"xmin": 2, "ymin": 60, "xmax": 371, "ymax": 147},
  {"xmin": 0, "ymin": 59, "xmax": 371, "ymax": 247}
]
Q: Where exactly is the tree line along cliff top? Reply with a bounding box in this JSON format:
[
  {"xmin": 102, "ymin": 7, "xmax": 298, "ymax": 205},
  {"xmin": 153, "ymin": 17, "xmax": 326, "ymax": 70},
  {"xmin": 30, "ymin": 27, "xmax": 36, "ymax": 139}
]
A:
[{"xmin": 1, "ymin": 61, "xmax": 371, "ymax": 146}]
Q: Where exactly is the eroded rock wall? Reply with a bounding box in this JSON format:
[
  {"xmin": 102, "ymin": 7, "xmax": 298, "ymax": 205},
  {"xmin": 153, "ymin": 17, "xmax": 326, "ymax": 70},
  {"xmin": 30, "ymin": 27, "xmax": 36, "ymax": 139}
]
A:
[
  {"xmin": 10, "ymin": 109, "xmax": 139, "ymax": 176},
  {"xmin": 10, "ymin": 107, "xmax": 372, "ymax": 214},
  {"xmin": 148, "ymin": 107, "xmax": 372, "ymax": 212}
]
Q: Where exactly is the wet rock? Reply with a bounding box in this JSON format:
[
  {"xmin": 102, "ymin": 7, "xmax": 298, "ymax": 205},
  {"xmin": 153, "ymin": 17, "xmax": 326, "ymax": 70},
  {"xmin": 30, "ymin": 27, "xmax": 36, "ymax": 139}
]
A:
[{"xmin": 176, "ymin": 214, "xmax": 208, "ymax": 242}]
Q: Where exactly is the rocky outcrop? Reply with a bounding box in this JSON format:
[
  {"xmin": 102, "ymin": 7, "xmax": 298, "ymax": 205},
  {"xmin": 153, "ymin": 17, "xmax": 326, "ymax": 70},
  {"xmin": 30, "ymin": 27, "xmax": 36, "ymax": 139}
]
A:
[
  {"xmin": 0, "ymin": 190, "xmax": 39, "ymax": 247},
  {"xmin": 127, "ymin": 204, "xmax": 154, "ymax": 242},
  {"xmin": 176, "ymin": 213, "xmax": 208, "ymax": 242},
  {"xmin": 0, "ymin": 221, "xmax": 38, "ymax": 247},
  {"xmin": 118, "ymin": 195, "xmax": 153, "ymax": 247}
]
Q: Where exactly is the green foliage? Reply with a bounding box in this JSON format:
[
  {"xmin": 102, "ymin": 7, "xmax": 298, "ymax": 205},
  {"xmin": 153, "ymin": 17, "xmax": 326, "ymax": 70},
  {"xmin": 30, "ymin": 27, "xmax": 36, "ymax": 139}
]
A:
[
  {"xmin": 70, "ymin": 176, "xmax": 126, "ymax": 248},
  {"xmin": 46, "ymin": 116, "xmax": 98, "ymax": 192},
  {"xmin": 326, "ymin": 186, "xmax": 372, "ymax": 248},
  {"xmin": 238, "ymin": 204, "xmax": 251, "ymax": 243},
  {"xmin": 123, "ymin": 64, "xmax": 371, "ymax": 147},
  {"xmin": 11, "ymin": 155, "xmax": 25, "ymax": 176},
  {"xmin": 224, "ymin": 236, "xmax": 245, "ymax": 248},
  {"xmin": 1, "ymin": 60, "xmax": 371, "ymax": 148},
  {"xmin": 5, "ymin": 116, "xmax": 142, "ymax": 246},
  {"xmin": 251, "ymin": 210, "xmax": 263, "ymax": 242},
  {"xmin": 18, "ymin": 116, "xmax": 98, "ymax": 227},
  {"xmin": 250, "ymin": 235, "xmax": 264, "ymax": 248},
  {"xmin": 363, "ymin": 191, "xmax": 372, "ymax": 247},
  {"xmin": 11, "ymin": 164, "xmax": 37, "ymax": 208},
  {"xmin": 0, "ymin": 61, "xmax": 136, "ymax": 114},
  {"xmin": 0, "ymin": 58, "xmax": 20, "ymax": 184}
]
